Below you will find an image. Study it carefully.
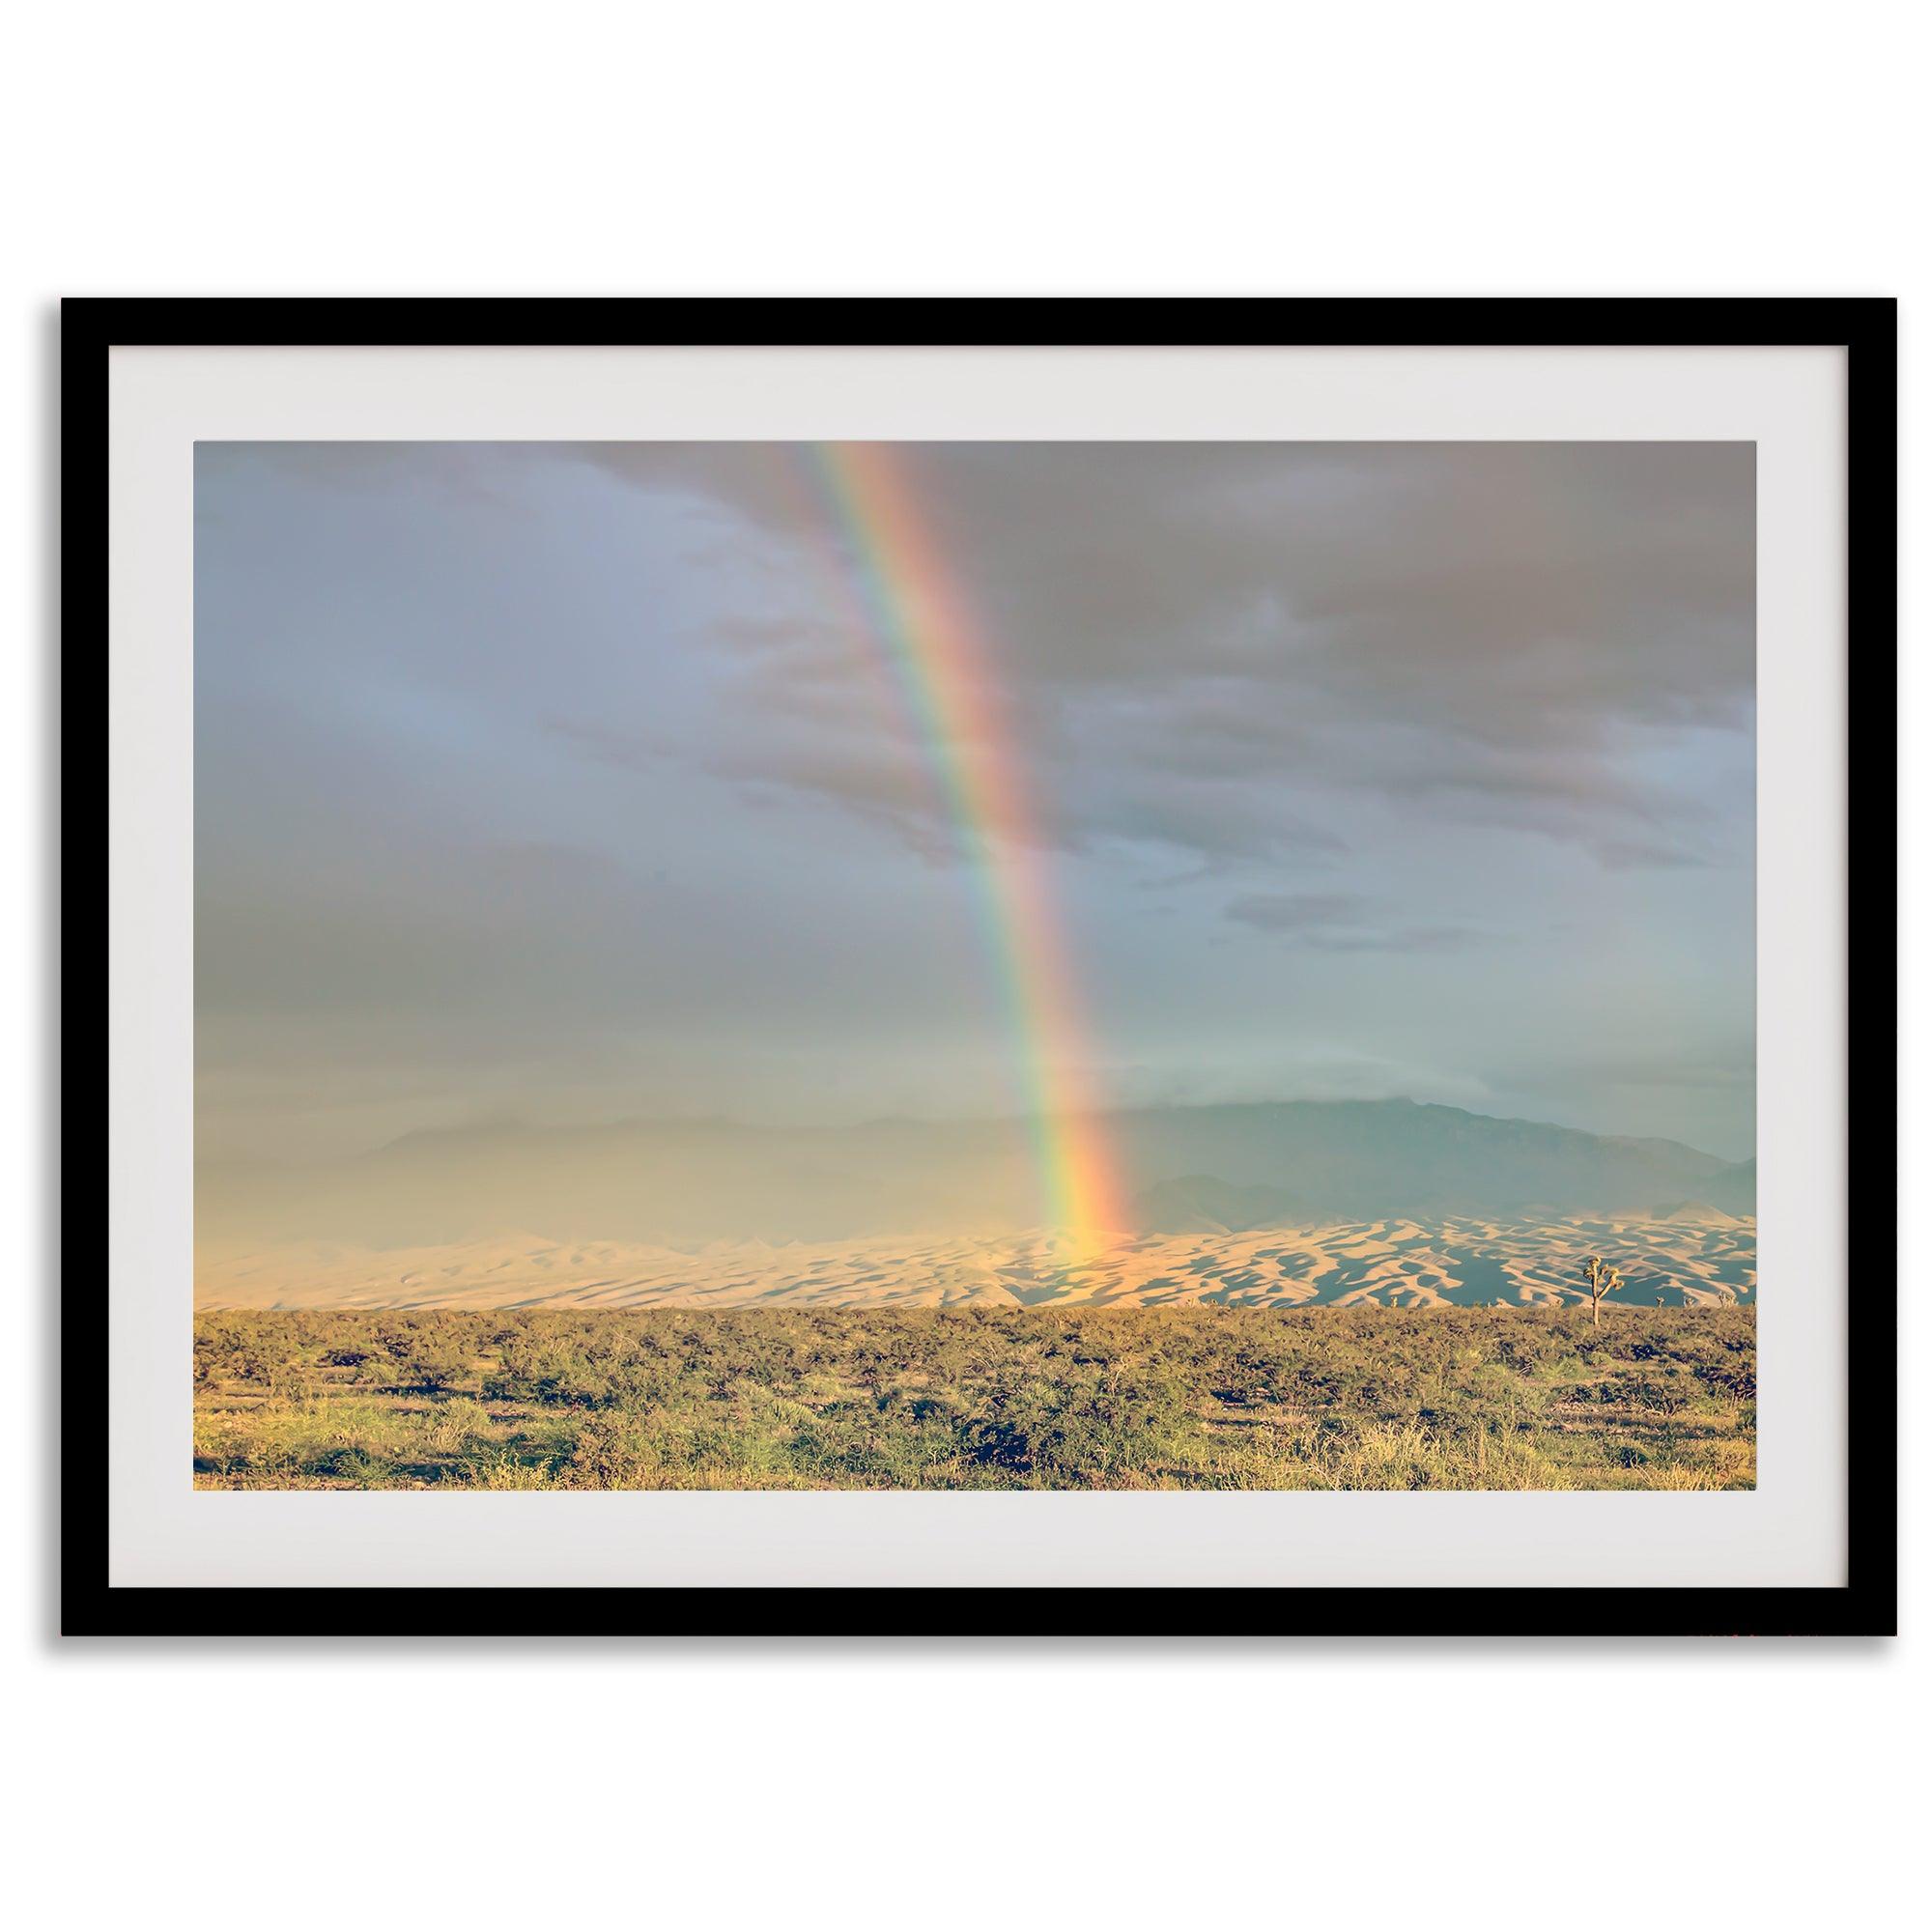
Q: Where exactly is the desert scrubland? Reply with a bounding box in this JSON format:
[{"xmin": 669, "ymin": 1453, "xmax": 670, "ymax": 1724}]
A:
[{"xmin": 193, "ymin": 1301, "xmax": 1756, "ymax": 1492}]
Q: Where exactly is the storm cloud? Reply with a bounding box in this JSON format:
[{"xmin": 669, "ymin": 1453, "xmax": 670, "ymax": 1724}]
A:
[{"xmin": 564, "ymin": 440, "xmax": 1752, "ymax": 872}]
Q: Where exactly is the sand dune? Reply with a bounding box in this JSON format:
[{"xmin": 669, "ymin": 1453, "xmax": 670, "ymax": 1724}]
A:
[{"xmin": 195, "ymin": 1212, "xmax": 1756, "ymax": 1313}]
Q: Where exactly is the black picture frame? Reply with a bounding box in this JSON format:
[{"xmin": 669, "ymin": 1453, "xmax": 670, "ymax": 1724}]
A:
[{"xmin": 71, "ymin": 297, "xmax": 1898, "ymax": 1638}]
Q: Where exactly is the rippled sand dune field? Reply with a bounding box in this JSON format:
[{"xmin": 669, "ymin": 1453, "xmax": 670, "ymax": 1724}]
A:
[{"xmin": 196, "ymin": 1211, "xmax": 1755, "ymax": 1312}]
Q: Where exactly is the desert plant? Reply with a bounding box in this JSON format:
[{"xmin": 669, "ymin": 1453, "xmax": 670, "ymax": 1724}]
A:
[
  {"xmin": 398, "ymin": 1343, "xmax": 469, "ymax": 1395},
  {"xmin": 1579, "ymin": 1254, "xmax": 1626, "ymax": 1326}
]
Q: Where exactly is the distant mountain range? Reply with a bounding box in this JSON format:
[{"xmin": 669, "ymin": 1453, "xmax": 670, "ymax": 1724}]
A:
[
  {"xmin": 198, "ymin": 1098, "xmax": 1754, "ymax": 1250},
  {"xmin": 1122, "ymin": 1109, "xmax": 1755, "ymax": 1232}
]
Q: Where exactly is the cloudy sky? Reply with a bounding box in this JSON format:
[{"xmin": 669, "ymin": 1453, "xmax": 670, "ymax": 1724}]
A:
[{"xmin": 195, "ymin": 440, "xmax": 1754, "ymax": 1165}]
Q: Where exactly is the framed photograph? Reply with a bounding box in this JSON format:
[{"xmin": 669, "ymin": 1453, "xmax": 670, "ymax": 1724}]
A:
[{"xmin": 80, "ymin": 298, "xmax": 1895, "ymax": 1635}]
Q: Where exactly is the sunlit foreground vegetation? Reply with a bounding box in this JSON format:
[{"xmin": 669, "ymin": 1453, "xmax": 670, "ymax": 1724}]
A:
[{"xmin": 193, "ymin": 1306, "xmax": 1755, "ymax": 1492}]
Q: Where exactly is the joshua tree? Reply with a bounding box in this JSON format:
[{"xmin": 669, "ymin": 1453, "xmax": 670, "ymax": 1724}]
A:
[{"xmin": 1580, "ymin": 1254, "xmax": 1626, "ymax": 1325}]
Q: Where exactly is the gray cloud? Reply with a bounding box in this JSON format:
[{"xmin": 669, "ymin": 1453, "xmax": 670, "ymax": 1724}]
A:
[
  {"xmin": 553, "ymin": 441, "xmax": 1752, "ymax": 876},
  {"xmin": 1222, "ymin": 892, "xmax": 1363, "ymax": 934},
  {"xmin": 1222, "ymin": 892, "xmax": 1492, "ymax": 954}
]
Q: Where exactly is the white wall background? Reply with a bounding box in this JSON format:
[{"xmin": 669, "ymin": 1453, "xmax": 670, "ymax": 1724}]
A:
[{"xmin": 5, "ymin": 4, "xmax": 1918, "ymax": 1926}]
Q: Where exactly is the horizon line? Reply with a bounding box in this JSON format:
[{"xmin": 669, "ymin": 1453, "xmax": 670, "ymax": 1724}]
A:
[{"xmin": 194, "ymin": 1093, "xmax": 1756, "ymax": 1173}]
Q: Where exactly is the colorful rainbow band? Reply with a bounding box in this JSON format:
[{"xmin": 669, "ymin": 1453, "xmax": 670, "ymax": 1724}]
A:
[{"xmin": 805, "ymin": 442, "xmax": 1127, "ymax": 1262}]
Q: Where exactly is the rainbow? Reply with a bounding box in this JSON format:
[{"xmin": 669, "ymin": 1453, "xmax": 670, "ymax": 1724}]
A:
[{"xmin": 802, "ymin": 442, "xmax": 1128, "ymax": 1263}]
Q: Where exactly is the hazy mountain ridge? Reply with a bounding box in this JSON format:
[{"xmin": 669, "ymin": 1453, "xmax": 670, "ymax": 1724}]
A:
[{"xmin": 199, "ymin": 1096, "xmax": 1756, "ymax": 1251}]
